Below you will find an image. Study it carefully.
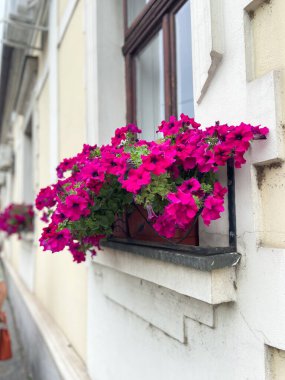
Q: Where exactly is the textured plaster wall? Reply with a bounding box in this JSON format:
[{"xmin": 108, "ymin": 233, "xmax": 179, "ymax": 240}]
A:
[
  {"xmin": 34, "ymin": 1, "xmax": 88, "ymax": 361},
  {"xmin": 252, "ymin": 0, "xmax": 285, "ymax": 247},
  {"xmin": 266, "ymin": 346, "xmax": 285, "ymax": 380}
]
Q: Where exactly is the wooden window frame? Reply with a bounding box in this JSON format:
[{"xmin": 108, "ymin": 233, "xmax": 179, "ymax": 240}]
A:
[{"xmin": 123, "ymin": 0, "xmax": 188, "ymax": 124}]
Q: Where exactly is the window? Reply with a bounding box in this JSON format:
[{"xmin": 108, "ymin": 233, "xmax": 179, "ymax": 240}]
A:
[
  {"xmin": 117, "ymin": 0, "xmax": 198, "ymax": 246},
  {"xmin": 114, "ymin": 0, "xmax": 237, "ymax": 255},
  {"xmin": 123, "ymin": 0, "xmax": 194, "ymax": 140}
]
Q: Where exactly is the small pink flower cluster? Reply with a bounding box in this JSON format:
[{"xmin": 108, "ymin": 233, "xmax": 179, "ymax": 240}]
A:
[
  {"xmin": 0, "ymin": 204, "xmax": 34, "ymax": 237},
  {"xmin": 35, "ymin": 115, "xmax": 268, "ymax": 263}
]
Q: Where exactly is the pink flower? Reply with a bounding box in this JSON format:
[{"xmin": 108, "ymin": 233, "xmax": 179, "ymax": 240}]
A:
[
  {"xmin": 40, "ymin": 227, "xmax": 71, "ymax": 253},
  {"xmin": 180, "ymin": 114, "xmax": 201, "ymax": 129},
  {"xmin": 153, "ymin": 214, "xmax": 176, "ymax": 238},
  {"xmin": 35, "ymin": 186, "xmax": 56, "ymax": 210},
  {"xmin": 126, "ymin": 124, "xmax": 141, "ymax": 134},
  {"xmin": 165, "ymin": 190, "xmax": 198, "ymax": 230},
  {"xmin": 51, "ymin": 209, "xmax": 66, "ymax": 224},
  {"xmin": 0, "ymin": 204, "xmax": 34, "ymax": 235},
  {"xmin": 234, "ymin": 152, "xmax": 247, "ymax": 168},
  {"xmin": 201, "ymin": 196, "xmax": 224, "ymax": 226},
  {"xmin": 121, "ymin": 167, "xmax": 151, "ymax": 194},
  {"xmin": 213, "ymin": 182, "xmax": 227, "ymax": 199},
  {"xmin": 158, "ymin": 116, "xmax": 182, "ymax": 136},
  {"xmin": 59, "ymin": 195, "xmax": 90, "ymax": 221},
  {"xmin": 179, "ymin": 178, "xmax": 201, "ymax": 193},
  {"xmin": 78, "ymin": 161, "xmax": 105, "ymax": 182},
  {"xmin": 56, "ymin": 157, "xmax": 77, "ymax": 178},
  {"xmin": 68, "ymin": 241, "xmax": 86, "ymax": 263},
  {"xmin": 194, "ymin": 146, "xmax": 215, "ymax": 173},
  {"xmin": 214, "ymin": 144, "xmax": 232, "ymax": 166},
  {"xmin": 41, "ymin": 212, "xmax": 49, "ymax": 223},
  {"xmin": 142, "ymin": 151, "xmax": 175, "ymax": 175}
]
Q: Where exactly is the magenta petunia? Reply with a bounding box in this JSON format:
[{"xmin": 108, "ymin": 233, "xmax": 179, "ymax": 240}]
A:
[
  {"xmin": 40, "ymin": 227, "xmax": 71, "ymax": 253},
  {"xmin": 59, "ymin": 195, "xmax": 90, "ymax": 221},
  {"xmin": 201, "ymin": 196, "xmax": 225, "ymax": 226},
  {"xmin": 121, "ymin": 167, "xmax": 151, "ymax": 194},
  {"xmin": 35, "ymin": 186, "xmax": 56, "ymax": 210}
]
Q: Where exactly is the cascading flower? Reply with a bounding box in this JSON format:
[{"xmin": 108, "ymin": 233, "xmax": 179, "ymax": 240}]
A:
[
  {"xmin": 40, "ymin": 226, "xmax": 71, "ymax": 252},
  {"xmin": 0, "ymin": 204, "xmax": 34, "ymax": 237},
  {"xmin": 35, "ymin": 115, "xmax": 269, "ymax": 263}
]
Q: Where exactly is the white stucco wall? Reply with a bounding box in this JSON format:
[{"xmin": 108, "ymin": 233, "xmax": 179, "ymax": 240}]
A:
[{"xmin": 86, "ymin": 1, "xmax": 285, "ymax": 379}]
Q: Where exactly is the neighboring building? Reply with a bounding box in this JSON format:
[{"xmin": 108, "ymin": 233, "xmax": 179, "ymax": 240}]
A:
[{"xmin": 0, "ymin": 0, "xmax": 284, "ymax": 379}]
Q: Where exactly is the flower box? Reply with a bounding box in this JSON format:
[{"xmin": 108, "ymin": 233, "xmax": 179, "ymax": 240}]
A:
[
  {"xmin": 35, "ymin": 115, "xmax": 268, "ymax": 263},
  {"xmin": 113, "ymin": 205, "xmax": 199, "ymax": 245}
]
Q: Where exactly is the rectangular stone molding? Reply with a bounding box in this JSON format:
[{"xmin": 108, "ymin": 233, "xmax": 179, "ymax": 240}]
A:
[
  {"xmin": 247, "ymin": 71, "xmax": 284, "ymax": 164},
  {"xmin": 191, "ymin": 0, "xmax": 224, "ymax": 104},
  {"xmin": 93, "ymin": 247, "xmax": 237, "ymax": 305},
  {"xmin": 94, "ymin": 264, "xmax": 214, "ymax": 343}
]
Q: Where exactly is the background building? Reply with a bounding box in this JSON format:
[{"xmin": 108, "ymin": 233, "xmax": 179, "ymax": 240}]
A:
[{"xmin": 0, "ymin": 0, "xmax": 284, "ymax": 379}]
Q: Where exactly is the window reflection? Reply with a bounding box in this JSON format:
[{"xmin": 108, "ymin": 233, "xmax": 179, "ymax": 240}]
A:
[
  {"xmin": 127, "ymin": 0, "xmax": 149, "ymax": 27},
  {"xmin": 136, "ymin": 31, "xmax": 164, "ymax": 140}
]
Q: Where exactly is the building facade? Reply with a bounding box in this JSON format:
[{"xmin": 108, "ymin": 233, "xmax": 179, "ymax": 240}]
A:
[{"xmin": 0, "ymin": 0, "xmax": 285, "ymax": 379}]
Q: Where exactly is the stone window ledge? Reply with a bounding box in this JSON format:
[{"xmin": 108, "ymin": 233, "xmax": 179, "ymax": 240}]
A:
[{"xmin": 92, "ymin": 240, "xmax": 241, "ymax": 305}]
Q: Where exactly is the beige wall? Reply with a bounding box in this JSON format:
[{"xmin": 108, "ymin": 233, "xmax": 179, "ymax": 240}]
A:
[
  {"xmin": 58, "ymin": 0, "xmax": 86, "ymax": 159},
  {"xmin": 253, "ymin": 0, "xmax": 285, "ymax": 247},
  {"xmin": 58, "ymin": 0, "xmax": 69, "ymax": 25},
  {"xmin": 34, "ymin": 0, "xmax": 88, "ymax": 361}
]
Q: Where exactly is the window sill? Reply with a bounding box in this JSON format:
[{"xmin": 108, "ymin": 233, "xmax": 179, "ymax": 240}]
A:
[
  {"xmin": 92, "ymin": 239, "xmax": 241, "ymax": 305},
  {"xmin": 102, "ymin": 238, "xmax": 240, "ymax": 271}
]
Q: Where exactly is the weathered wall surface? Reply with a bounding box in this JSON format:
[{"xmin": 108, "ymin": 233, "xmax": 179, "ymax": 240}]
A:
[{"xmin": 252, "ymin": 0, "xmax": 285, "ymax": 247}]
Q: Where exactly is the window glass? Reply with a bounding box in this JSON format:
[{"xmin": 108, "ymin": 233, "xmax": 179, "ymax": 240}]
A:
[
  {"xmin": 136, "ymin": 30, "xmax": 164, "ymax": 140},
  {"xmin": 127, "ymin": 0, "xmax": 149, "ymax": 27},
  {"xmin": 175, "ymin": 0, "xmax": 194, "ymax": 116}
]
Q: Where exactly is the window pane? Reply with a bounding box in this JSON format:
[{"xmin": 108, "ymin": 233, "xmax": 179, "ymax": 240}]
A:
[
  {"xmin": 127, "ymin": 0, "xmax": 149, "ymax": 27},
  {"xmin": 136, "ymin": 31, "xmax": 164, "ymax": 141},
  {"xmin": 175, "ymin": 1, "xmax": 194, "ymax": 117}
]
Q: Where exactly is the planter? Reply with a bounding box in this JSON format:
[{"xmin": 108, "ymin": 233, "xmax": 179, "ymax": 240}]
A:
[{"xmin": 113, "ymin": 206, "xmax": 199, "ymax": 246}]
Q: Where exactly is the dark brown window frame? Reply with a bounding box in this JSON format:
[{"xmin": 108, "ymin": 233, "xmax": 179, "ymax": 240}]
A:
[{"xmin": 123, "ymin": 0, "xmax": 188, "ymax": 124}]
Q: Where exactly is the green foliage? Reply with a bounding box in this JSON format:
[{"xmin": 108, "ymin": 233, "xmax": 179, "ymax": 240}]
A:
[
  {"xmin": 60, "ymin": 175, "xmax": 133, "ymax": 240},
  {"xmin": 135, "ymin": 173, "xmax": 175, "ymax": 213},
  {"xmin": 89, "ymin": 147, "xmax": 101, "ymax": 158},
  {"xmin": 124, "ymin": 144, "xmax": 149, "ymax": 167}
]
